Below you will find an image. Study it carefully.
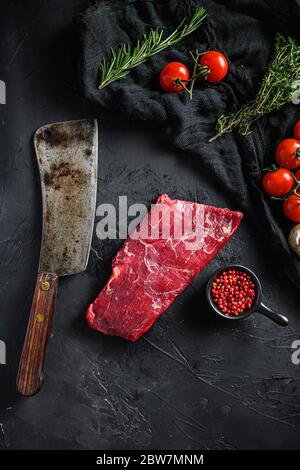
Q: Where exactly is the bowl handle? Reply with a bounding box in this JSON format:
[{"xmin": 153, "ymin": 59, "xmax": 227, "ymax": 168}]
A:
[{"xmin": 257, "ymin": 302, "xmax": 289, "ymax": 327}]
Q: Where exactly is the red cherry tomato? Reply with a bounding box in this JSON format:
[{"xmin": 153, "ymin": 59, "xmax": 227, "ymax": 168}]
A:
[
  {"xmin": 283, "ymin": 194, "xmax": 300, "ymax": 222},
  {"xmin": 262, "ymin": 168, "xmax": 294, "ymax": 197},
  {"xmin": 293, "ymin": 120, "xmax": 300, "ymax": 140},
  {"xmin": 159, "ymin": 62, "xmax": 189, "ymax": 93},
  {"xmin": 199, "ymin": 51, "xmax": 229, "ymax": 83},
  {"xmin": 295, "ymin": 169, "xmax": 300, "ymax": 181},
  {"xmin": 275, "ymin": 138, "xmax": 300, "ymax": 170}
]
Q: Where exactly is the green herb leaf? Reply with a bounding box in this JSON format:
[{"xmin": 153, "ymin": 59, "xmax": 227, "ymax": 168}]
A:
[
  {"xmin": 209, "ymin": 33, "xmax": 300, "ymax": 142},
  {"xmin": 98, "ymin": 7, "xmax": 207, "ymax": 90}
]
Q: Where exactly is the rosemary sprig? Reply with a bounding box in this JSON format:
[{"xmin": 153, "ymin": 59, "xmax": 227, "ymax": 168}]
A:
[
  {"xmin": 98, "ymin": 7, "xmax": 207, "ymax": 89},
  {"xmin": 209, "ymin": 33, "xmax": 300, "ymax": 142}
]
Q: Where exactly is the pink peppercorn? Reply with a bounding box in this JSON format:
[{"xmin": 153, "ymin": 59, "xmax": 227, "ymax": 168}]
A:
[{"xmin": 211, "ymin": 269, "xmax": 256, "ymax": 316}]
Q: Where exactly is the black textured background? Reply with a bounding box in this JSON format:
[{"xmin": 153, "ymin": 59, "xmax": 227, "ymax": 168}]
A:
[
  {"xmin": 0, "ymin": 0, "xmax": 299, "ymax": 450},
  {"xmin": 79, "ymin": 0, "xmax": 300, "ymax": 288}
]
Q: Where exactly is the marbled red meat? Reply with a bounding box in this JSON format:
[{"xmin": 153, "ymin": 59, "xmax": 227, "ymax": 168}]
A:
[{"xmin": 87, "ymin": 194, "xmax": 243, "ymax": 341}]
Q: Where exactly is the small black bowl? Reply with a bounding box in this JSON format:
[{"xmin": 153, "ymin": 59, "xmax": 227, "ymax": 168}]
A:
[{"xmin": 206, "ymin": 265, "xmax": 288, "ymax": 326}]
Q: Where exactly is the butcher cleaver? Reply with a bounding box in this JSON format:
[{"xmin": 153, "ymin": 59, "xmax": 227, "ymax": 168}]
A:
[{"xmin": 17, "ymin": 119, "xmax": 98, "ymax": 396}]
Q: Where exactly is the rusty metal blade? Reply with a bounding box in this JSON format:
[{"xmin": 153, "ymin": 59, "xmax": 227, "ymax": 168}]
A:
[{"xmin": 34, "ymin": 119, "xmax": 98, "ymax": 276}]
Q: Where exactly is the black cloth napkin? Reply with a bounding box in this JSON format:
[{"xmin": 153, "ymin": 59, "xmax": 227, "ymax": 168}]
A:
[{"xmin": 78, "ymin": 0, "xmax": 300, "ymax": 288}]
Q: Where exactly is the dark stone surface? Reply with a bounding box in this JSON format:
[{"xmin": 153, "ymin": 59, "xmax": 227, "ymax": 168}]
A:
[{"xmin": 0, "ymin": 0, "xmax": 299, "ymax": 450}]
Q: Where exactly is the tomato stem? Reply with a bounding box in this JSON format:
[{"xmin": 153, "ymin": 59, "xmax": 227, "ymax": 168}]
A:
[
  {"xmin": 291, "ymin": 173, "xmax": 300, "ymax": 183},
  {"xmin": 263, "ymin": 164, "xmax": 278, "ymax": 172},
  {"xmin": 187, "ymin": 50, "xmax": 201, "ymax": 100},
  {"xmin": 292, "ymin": 188, "xmax": 300, "ymax": 196},
  {"xmin": 270, "ymin": 176, "xmax": 300, "ymax": 201},
  {"xmin": 174, "ymin": 50, "xmax": 211, "ymax": 100},
  {"xmin": 187, "ymin": 51, "xmax": 211, "ymax": 100},
  {"xmin": 271, "ymin": 195, "xmax": 290, "ymax": 201},
  {"xmin": 173, "ymin": 78, "xmax": 193, "ymax": 99}
]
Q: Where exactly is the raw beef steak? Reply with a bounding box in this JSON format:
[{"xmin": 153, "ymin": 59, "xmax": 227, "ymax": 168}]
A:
[{"xmin": 87, "ymin": 194, "xmax": 243, "ymax": 341}]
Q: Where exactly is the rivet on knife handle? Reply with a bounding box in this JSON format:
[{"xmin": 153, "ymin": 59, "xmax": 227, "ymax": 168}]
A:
[{"xmin": 16, "ymin": 272, "xmax": 58, "ymax": 396}]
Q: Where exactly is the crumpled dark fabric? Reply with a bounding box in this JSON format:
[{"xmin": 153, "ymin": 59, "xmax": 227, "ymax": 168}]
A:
[{"xmin": 78, "ymin": 0, "xmax": 300, "ymax": 288}]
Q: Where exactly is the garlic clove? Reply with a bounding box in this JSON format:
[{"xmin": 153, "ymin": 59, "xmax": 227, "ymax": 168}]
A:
[{"xmin": 288, "ymin": 224, "xmax": 300, "ymax": 257}]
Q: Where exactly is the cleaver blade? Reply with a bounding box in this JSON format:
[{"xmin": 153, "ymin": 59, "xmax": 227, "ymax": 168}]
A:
[
  {"xmin": 17, "ymin": 119, "xmax": 98, "ymax": 396},
  {"xmin": 37, "ymin": 118, "xmax": 98, "ymax": 275}
]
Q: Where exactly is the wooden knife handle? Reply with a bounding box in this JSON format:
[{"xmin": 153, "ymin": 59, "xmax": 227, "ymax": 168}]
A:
[{"xmin": 17, "ymin": 272, "xmax": 58, "ymax": 396}]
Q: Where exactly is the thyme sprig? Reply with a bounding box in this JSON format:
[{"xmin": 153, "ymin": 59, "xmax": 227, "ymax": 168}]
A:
[
  {"xmin": 209, "ymin": 33, "xmax": 300, "ymax": 142},
  {"xmin": 98, "ymin": 7, "xmax": 207, "ymax": 89}
]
